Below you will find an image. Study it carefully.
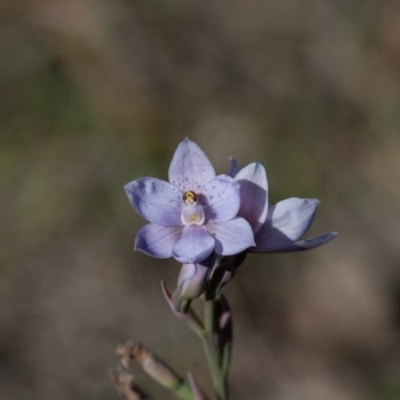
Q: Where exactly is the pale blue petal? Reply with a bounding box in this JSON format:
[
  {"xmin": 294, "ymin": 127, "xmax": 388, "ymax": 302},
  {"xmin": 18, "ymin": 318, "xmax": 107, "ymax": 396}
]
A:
[
  {"xmin": 252, "ymin": 232, "xmax": 337, "ymax": 253},
  {"xmin": 254, "ymin": 198, "xmax": 320, "ymax": 251},
  {"xmin": 202, "ymin": 175, "xmax": 240, "ymax": 223},
  {"xmin": 234, "ymin": 162, "xmax": 268, "ymax": 234},
  {"xmin": 168, "ymin": 138, "xmax": 216, "ymax": 192},
  {"xmin": 275, "ymin": 232, "xmax": 338, "ymax": 252},
  {"xmin": 173, "ymin": 225, "xmax": 215, "ymax": 263},
  {"xmin": 228, "ymin": 157, "xmax": 239, "ymax": 177},
  {"xmin": 125, "ymin": 178, "xmax": 182, "ymax": 225},
  {"xmin": 207, "ymin": 217, "xmax": 255, "ymax": 256},
  {"xmin": 135, "ymin": 224, "xmax": 183, "ymax": 258}
]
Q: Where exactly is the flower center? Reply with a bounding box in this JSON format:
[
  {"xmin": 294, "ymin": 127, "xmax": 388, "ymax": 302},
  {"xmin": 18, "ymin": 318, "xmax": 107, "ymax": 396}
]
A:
[
  {"xmin": 183, "ymin": 191, "xmax": 198, "ymax": 205},
  {"xmin": 181, "ymin": 191, "xmax": 205, "ymax": 225}
]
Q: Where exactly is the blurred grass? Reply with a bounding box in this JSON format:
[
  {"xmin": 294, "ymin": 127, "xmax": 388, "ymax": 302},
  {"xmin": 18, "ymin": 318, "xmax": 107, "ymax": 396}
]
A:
[{"xmin": 378, "ymin": 381, "xmax": 400, "ymax": 400}]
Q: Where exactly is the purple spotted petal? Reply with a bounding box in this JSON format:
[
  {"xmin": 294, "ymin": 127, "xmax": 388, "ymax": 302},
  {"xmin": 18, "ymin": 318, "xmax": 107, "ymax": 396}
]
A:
[
  {"xmin": 234, "ymin": 162, "xmax": 268, "ymax": 234},
  {"xmin": 135, "ymin": 224, "xmax": 183, "ymax": 258},
  {"xmin": 207, "ymin": 217, "xmax": 255, "ymax": 256},
  {"xmin": 202, "ymin": 175, "xmax": 240, "ymax": 223},
  {"xmin": 125, "ymin": 178, "xmax": 182, "ymax": 225},
  {"xmin": 173, "ymin": 225, "xmax": 215, "ymax": 263},
  {"xmin": 168, "ymin": 138, "xmax": 216, "ymax": 192}
]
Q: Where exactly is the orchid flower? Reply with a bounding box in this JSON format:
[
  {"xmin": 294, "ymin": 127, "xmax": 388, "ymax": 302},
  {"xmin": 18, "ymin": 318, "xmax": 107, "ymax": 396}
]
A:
[
  {"xmin": 117, "ymin": 142, "xmax": 337, "ymax": 400},
  {"xmin": 232, "ymin": 161, "xmax": 337, "ymax": 253},
  {"xmin": 124, "ymin": 138, "xmax": 255, "ymax": 264}
]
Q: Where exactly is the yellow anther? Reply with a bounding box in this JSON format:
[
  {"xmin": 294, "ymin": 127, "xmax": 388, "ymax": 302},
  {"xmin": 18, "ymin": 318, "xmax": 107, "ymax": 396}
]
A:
[{"xmin": 183, "ymin": 191, "xmax": 198, "ymax": 205}]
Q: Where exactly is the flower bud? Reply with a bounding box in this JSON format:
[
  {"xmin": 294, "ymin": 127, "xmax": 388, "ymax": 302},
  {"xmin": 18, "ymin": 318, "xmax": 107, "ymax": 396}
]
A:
[
  {"xmin": 188, "ymin": 372, "xmax": 211, "ymax": 400},
  {"xmin": 118, "ymin": 343, "xmax": 182, "ymax": 390},
  {"xmin": 177, "ymin": 263, "xmax": 209, "ymax": 299},
  {"xmin": 109, "ymin": 369, "xmax": 148, "ymax": 400}
]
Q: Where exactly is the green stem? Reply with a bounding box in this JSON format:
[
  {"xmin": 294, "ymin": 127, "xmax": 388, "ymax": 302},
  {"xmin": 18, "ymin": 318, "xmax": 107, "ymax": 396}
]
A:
[
  {"xmin": 200, "ymin": 297, "xmax": 229, "ymax": 400},
  {"xmin": 175, "ymin": 380, "xmax": 196, "ymax": 400}
]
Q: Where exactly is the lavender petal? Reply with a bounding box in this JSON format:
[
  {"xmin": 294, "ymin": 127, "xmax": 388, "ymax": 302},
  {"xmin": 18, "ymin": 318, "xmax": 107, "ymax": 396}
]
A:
[
  {"xmin": 234, "ymin": 162, "xmax": 268, "ymax": 234},
  {"xmin": 173, "ymin": 225, "xmax": 215, "ymax": 263},
  {"xmin": 207, "ymin": 217, "xmax": 255, "ymax": 256},
  {"xmin": 203, "ymin": 175, "xmax": 240, "ymax": 223},
  {"xmin": 253, "ymin": 232, "xmax": 337, "ymax": 253},
  {"xmin": 135, "ymin": 224, "xmax": 183, "ymax": 258},
  {"xmin": 125, "ymin": 178, "xmax": 182, "ymax": 225},
  {"xmin": 228, "ymin": 157, "xmax": 239, "ymax": 178},
  {"xmin": 254, "ymin": 197, "xmax": 320, "ymax": 251}
]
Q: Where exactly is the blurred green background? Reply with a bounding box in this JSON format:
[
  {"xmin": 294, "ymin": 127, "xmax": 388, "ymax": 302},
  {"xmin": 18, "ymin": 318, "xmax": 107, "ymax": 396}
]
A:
[{"xmin": 1, "ymin": 1, "xmax": 399, "ymax": 399}]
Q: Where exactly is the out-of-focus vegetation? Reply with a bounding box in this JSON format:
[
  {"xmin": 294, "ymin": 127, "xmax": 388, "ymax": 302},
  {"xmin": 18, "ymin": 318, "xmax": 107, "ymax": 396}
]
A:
[{"xmin": 0, "ymin": 1, "xmax": 399, "ymax": 399}]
